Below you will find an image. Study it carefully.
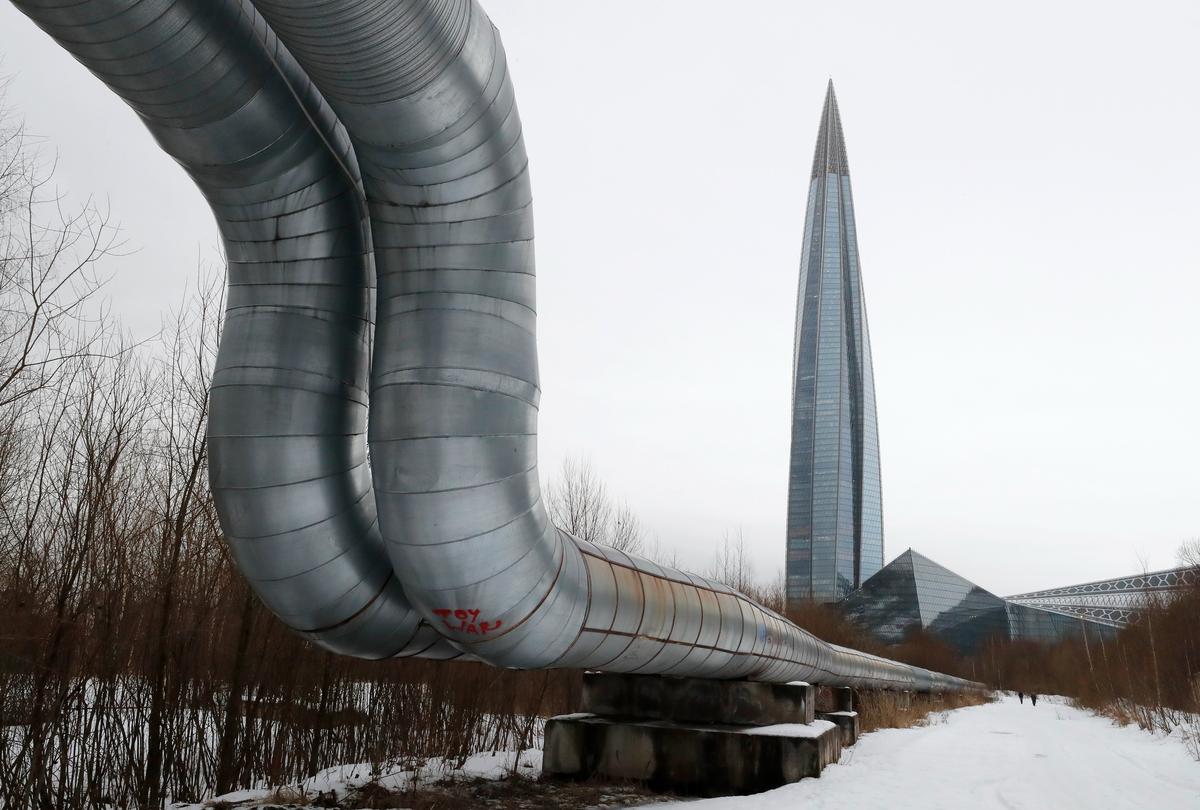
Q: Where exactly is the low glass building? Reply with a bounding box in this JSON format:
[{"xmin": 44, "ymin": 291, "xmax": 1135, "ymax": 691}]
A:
[
  {"xmin": 839, "ymin": 550, "xmax": 1011, "ymax": 652},
  {"xmin": 838, "ymin": 549, "xmax": 1133, "ymax": 652}
]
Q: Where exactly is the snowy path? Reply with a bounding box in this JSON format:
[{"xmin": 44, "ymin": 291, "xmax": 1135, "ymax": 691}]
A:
[{"xmin": 660, "ymin": 695, "xmax": 1200, "ymax": 810}]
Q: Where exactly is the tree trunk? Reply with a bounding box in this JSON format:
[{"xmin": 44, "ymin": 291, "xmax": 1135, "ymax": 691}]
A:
[{"xmin": 216, "ymin": 589, "xmax": 255, "ymax": 794}]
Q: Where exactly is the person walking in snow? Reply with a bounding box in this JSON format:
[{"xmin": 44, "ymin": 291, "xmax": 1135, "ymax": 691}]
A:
[
  {"xmin": 1030, "ymin": 693, "xmax": 1038, "ymax": 706},
  {"xmin": 1018, "ymin": 691, "xmax": 1024, "ymax": 704}
]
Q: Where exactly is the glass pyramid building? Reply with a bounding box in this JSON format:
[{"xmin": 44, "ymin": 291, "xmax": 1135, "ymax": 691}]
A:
[
  {"xmin": 839, "ymin": 550, "xmax": 1011, "ymax": 652},
  {"xmin": 840, "ymin": 549, "xmax": 1123, "ymax": 652},
  {"xmin": 786, "ymin": 82, "xmax": 883, "ymax": 605}
]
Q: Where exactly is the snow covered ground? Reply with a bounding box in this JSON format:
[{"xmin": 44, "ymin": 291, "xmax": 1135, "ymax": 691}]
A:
[
  {"xmin": 175, "ymin": 750, "xmax": 543, "ymax": 808},
  {"xmin": 181, "ymin": 694, "xmax": 1199, "ymax": 809},
  {"xmin": 660, "ymin": 694, "xmax": 1200, "ymax": 810}
]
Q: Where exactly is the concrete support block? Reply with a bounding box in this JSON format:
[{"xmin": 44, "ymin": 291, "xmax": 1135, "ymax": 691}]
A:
[
  {"xmin": 831, "ymin": 686, "xmax": 855, "ymax": 712},
  {"xmin": 543, "ymin": 713, "xmax": 842, "ymax": 796},
  {"xmin": 898, "ymin": 690, "xmax": 913, "ymax": 711},
  {"xmin": 581, "ymin": 672, "xmax": 815, "ymax": 726},
  {"xmin": 816, "ymin": 710, "xmax": 860, "ymax": 747}
]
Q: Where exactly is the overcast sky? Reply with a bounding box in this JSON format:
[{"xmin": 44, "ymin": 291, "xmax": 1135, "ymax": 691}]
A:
[{"xmin": 2, "ymin": 0, "xmax": 1197, "ymax": 596}]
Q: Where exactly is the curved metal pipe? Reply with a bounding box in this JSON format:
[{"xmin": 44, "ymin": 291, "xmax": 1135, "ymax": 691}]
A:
[
  {"xmin": 14, "ymin": 0, "xmax": 978, "ymax": 690},
  {"xmin": 248, "ymin": 0, "xmax": 979, "ymax": 691},
  {"xmin": 9, "ymin": 0, "xmax": 458, "ymax": 660}
]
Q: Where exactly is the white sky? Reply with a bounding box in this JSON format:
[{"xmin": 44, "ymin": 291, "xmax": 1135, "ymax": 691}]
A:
[{"xmin": 2, "ymin": 0, "xmax": 1197, "ymax": 596}]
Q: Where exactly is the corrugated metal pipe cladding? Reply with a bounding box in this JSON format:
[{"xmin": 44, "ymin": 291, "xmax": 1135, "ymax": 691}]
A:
[{"xmin": 12, "ymin": 0, "xmax": 980, "ymax": 692}]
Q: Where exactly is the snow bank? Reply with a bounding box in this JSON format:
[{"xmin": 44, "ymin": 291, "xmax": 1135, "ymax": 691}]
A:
[
  {"xmin": 657, "ymin": 694, "xmax": 1200, "ymax": 809},
  {"xmin": 176, "ymin": 749, "xmax": 542, "ymax": 808},
  {"xmin": 745, "ymin": 719, "xmax": 837, "ymax": 738}
]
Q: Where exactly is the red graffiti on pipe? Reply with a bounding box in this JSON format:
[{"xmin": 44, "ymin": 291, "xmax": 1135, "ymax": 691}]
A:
[{"xmin": 433, "ymin": 608, "xmax": 502, "ymax": 635}]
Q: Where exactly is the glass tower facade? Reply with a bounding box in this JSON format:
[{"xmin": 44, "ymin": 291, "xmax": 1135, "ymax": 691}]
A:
[{"xmin": 786, "ymin": 82, "xmax": 883, "ymax": 605}]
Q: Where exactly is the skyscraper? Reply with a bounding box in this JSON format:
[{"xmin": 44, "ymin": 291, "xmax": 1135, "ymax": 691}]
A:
[{"xmin": 786, "ymin": 82, "xmax": 883, "ymax": 606}]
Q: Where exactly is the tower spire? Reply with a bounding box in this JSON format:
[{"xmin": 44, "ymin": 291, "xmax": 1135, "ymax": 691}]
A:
[
  {"xmin": 788, "ymin": 82, "xmax": 882, "ymax": 606},
  {"xmin": 811, "ymin": 79, "xmax": 849, "ymax": 179}
]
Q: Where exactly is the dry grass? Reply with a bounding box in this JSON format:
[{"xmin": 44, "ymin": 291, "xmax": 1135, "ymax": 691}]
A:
[{"xmin": 849, "ymin": 689, "xmax": 992, "ymax": 734}]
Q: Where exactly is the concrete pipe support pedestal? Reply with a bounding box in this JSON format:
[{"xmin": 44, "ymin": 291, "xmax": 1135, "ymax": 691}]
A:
[{"xmin": 544, "ymin": 673, "xmax": 847, "ymax": 796}]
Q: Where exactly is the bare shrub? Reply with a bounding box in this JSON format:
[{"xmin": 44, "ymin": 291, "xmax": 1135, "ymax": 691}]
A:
[
  {"xmin": 708, "ymin": 529, "xmax": 754, "ymax": 594},
  {"xmin": 965, "ymin": 550, "xmax": 1200, "ymax": 758}
]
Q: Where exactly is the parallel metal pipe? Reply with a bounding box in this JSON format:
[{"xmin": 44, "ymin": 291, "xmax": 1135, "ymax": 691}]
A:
[
  {"xmin": 10, "ymin": 0, "xmax": 458, "ymax": 660},
  {"xmin": 13, "ymin": 0, "xmax": 979, "ymax": 691},
  {"xmin": 248, "ymin": 0, "xmax": 978, "ymax": 691}
]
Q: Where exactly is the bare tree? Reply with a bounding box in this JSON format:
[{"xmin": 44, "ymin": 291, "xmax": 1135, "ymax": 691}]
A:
[
  {"xmin": 608, "ymin": 501, "xmax": 644, "ymax": 556},
  {"xmin": 545, "ymin": 456, "xmax": 613, "ymax": 546},
  {"xmin": 0, "ymin": 91, "xmax": 122, "ymax": 413},
  {"xmin": 644, "ymin": 534, "xmax": 679, "ymax": 569},
  {"xmin": 141, "ymin": 272, "xmax": 222, "ymax": 808},
  {"xmin": 708, "ymin": 529, "xmax": 754, "ymax": 593},
  {"xmin": 757, "ymin": 568, "xmax": 787, "ymax": 614},
  {"xmin": 545, "ymin": 456, "xmax": 647, "ymax": 556},
  {"xmin": 1177, "ymin": 538, "xmax": 1200, "ymax": 571}
]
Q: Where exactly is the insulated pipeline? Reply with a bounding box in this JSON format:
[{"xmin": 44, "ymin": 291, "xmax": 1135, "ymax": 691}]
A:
[
  {"xmin": 247, "ymin": 0, "xmax": 978, "ymax": 691},
  {"xmin": 10, "ymin": 0, "xmax": 458, "ymax": 660},
  {"xmin": 12, "ymin": 0, "xmax": 980, "ymax": 691}
]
